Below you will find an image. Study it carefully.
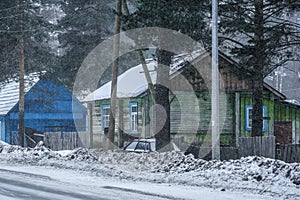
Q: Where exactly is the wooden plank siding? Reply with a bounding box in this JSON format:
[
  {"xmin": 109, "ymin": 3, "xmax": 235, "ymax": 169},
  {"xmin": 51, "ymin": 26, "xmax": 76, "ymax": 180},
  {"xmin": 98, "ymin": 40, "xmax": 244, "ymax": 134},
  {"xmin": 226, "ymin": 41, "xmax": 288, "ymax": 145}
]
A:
[
  {"xmin": 170, "ymin": 91, "xmax": 235, "ymax": 146},
  {"xmin": 92, "ymin": 98, "xmax": 145, "ymax": 140}
]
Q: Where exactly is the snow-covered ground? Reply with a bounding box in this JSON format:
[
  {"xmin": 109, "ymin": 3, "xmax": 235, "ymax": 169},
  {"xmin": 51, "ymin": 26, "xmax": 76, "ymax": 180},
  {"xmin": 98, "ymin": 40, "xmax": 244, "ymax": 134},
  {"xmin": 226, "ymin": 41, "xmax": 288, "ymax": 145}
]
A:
[{"xmin": 0, "ymin": 141, "xmax": 299, "ymax": 199}]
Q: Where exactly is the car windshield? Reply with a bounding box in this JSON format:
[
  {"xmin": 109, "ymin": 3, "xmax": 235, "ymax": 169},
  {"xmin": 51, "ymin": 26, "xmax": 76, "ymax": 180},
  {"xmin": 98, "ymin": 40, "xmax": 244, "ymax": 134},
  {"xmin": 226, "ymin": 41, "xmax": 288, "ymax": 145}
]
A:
[
  {"xmin": 124, "ymin": 140, "xmax": 155, "ymax": 152},
  {"xmin": 125, "ymin": 141, "xmax": 138, "ymax": 151}
]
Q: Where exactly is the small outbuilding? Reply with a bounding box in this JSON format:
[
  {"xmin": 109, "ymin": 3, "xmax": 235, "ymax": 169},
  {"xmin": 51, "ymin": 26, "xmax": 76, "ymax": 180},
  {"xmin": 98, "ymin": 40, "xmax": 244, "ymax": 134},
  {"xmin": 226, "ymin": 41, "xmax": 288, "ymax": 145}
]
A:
[{"xmin": 0, "ymin": 75, "xmax": 87, "ymax": 145}]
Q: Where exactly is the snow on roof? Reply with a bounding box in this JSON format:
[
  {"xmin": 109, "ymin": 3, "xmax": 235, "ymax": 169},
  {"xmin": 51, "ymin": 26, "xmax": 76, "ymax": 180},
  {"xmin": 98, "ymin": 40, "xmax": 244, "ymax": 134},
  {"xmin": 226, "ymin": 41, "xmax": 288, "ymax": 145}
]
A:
[
  {"xmin": 0, "ymin": 74, "xmax": 39, "ymax": 115},
  {"xmin": 284, "ymin": 99, "xmax": 300, "ymax": 106},
  {"xmin": 170, "ymin": 49, "xmax": 206, "ymax": 75},
  {"xmin": 84, "ymin": 60, "xmax": 157, "ymax": 102},
  {"xmin": 84, "ymin": 50, "xmax": 207, "ymax": 102}
]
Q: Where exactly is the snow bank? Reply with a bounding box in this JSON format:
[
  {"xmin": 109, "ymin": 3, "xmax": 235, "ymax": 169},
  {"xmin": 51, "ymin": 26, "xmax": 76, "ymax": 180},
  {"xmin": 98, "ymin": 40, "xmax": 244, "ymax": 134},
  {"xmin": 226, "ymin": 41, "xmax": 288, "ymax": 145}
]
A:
[
  {"xmin": 155, "ymin": 154, "xmax": 300, "ymax": 185},
  {"xmin": 1, "ymin": 142, "xmax": 300, "ymax": 198},
  {"xmin": 0, "ymin": 142, "xmax": 96, "ymax": 163},
  {"xmin": 0, "ymin": 142, "xmax": 61, "ymax": 162},
  {"xmin": 64, "ymin": 148, "xmax": 98, "ymax": 162},
  {"xmin": 97, "ymin": 150, "xmax": 183, "ymax": 171}
]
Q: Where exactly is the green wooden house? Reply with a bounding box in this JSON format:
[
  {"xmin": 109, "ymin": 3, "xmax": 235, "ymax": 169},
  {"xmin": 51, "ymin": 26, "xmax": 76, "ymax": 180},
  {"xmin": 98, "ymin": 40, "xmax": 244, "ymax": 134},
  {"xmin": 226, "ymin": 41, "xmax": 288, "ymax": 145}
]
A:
[{"xmin": 83, "ymin": 51, "xmax": 300, "ymax": 148}]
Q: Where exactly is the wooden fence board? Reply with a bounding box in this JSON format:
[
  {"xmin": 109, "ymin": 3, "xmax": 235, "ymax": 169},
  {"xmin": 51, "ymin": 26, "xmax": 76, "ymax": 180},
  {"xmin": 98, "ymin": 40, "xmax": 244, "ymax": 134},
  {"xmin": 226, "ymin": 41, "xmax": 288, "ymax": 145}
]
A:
[
  {"xmin": 44, "ymin": 132, "xmax": 88, "ymax": 151},
  {"xmin": 275, "ymin": 144, "xmax": 300, "ymax": 163},
  {"xmin": 239, "ymin": 136, "xmax": 275, "ymax": 159}
]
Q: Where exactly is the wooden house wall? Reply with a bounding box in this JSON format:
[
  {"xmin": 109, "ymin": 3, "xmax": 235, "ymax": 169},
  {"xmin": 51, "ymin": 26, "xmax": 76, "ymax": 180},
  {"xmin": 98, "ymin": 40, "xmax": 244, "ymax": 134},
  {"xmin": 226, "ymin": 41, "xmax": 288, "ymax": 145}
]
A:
[
  {"xmin": 170, "ymin": 92, "xmax": 234, "ymax": 131},
  {"xmin": 93, "ymin": 90, "xmax": 236, "ymax": 146},
  {"xmin": 169, "ymin": 91, "xmax": 235, "ymax": 145},
  {"xmin": 170, "ymin": 53, "xmax": 254, "ymax": 92},
  {"xmin": 93, "ymin": 98, "xmax": 144, "ymax": 137}
]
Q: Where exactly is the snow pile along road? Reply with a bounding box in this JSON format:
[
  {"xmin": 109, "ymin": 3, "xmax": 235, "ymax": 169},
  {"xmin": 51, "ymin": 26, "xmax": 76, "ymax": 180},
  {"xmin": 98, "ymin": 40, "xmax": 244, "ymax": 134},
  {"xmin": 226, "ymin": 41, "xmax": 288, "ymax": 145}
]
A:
[
  {"xmin": 155, "ymin": 153, "xmax": 300, "ymax": 186},
  {"xmin": 64, "ymin": 147, "xmax": 98, "ymax": 162},
  {"xmin": 0, "ymin": 141, "xmax": 62, "ymax": 162},
  {"xmin": 0, "ymin": 141, "xmax": 300, "ymax": 199},
  {"xmin": 97, "ymin": 150, "xmax": 183, "ymax": 171}
]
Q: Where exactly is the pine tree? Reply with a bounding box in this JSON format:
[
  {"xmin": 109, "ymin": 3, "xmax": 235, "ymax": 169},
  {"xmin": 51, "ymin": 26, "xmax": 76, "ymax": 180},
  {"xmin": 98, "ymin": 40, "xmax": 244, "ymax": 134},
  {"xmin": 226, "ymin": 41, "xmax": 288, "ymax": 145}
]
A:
[
  {"xmin": 0, "ymin": 0, "xmax": 57, "ymax": 146},
  {"xmin": 125, "ymin": 0, "xmax": 210, "ymax": 151},
  {"xmin": 219, "ymin": 0, "xmax": 300, "ymax": 136},
  {"xmin": 57, "ymin": 0, "xmax": 115, "ymax": 89}
]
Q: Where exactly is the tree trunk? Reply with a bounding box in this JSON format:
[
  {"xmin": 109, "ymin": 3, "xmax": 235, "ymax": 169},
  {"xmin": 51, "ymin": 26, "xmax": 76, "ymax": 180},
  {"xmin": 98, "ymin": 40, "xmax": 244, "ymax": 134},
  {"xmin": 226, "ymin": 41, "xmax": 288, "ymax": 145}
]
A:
[
  {"xmin": 122, "ymin": 0, "xmax": 156, "ymax": 102},
  {"xmin": 108, "ymin": 0, "xmax": 122, "ymax": 149},
  {"xmin": 252, "ymin": 78, "xmax": 264, "ymax": 137},
  {"xmin": 252, "ymin": 0, "xmax": 264, "ymax": 137},
  {"xmin": 118, "ymin": 100, "xmax": 124, "ymax": 148},
  {"xmin": 154, "ymin": 50, "xmax": 172, "ymax": 151},
  {"xmin": 18, "ymin": 0, "xmax": 25, "ymax": 147}
]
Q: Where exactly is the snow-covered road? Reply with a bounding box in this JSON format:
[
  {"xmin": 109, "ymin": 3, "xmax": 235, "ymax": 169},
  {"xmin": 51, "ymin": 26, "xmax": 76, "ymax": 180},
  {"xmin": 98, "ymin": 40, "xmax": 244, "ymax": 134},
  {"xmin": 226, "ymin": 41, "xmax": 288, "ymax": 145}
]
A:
[{"xmin": 0, "ymin": 163, "xmax": 274, "ymax": 200}]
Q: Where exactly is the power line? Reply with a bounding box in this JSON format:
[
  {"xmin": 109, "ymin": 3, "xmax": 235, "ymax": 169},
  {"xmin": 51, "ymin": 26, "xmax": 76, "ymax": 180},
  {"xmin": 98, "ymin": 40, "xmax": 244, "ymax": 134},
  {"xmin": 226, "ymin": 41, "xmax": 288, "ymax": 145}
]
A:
[
  {"xmin": 0, "ymin": 26, "xmax": 52, "ymax": 34},
  {"xmin": 0, "ymin": 13, "xmax": 24, "ymax": 20},
  {"xmin": 0, "ymin": 4, "xmax": 21, "ymax": 13}
]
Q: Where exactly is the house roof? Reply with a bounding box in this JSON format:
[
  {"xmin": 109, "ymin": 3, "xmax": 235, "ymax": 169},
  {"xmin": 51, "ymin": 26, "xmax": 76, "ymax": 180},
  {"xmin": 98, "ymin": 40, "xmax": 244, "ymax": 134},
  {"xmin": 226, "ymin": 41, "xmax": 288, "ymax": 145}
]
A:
[
  {"xmin": 0, "ymin": 74, "xmax": 39, "ymax": 116},
  {"xmin": 84, "ymin": 50, "xmax": 287, "ymax": 102},
  {"xmin": 84, "ymin": 50, "xmax": 207, "ymax": 102},
  {"xmin": 84, "ymin": 59, "xmax": 158, "ymax": 102}
]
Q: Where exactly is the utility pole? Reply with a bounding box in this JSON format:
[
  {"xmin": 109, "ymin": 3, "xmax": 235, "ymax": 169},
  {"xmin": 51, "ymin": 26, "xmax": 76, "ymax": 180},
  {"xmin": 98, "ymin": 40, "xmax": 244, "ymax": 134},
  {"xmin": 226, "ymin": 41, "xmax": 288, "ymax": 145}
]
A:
[
  {"xmin": 122, "ymin": 0, "xmax": 156, "ymax": 103},
  {"xmin": 122, "ymin": 0, "xmax": 156, "ymax": 139},
  {"xmin": 18, "ymin": 0, "xmax": 25, "ymax": 147},
  {"xmin": 211, "ymin": 0, "xmax": 220, "ymax": 160},
  {"xmin": 108, "ymin": 0, "xmax": 122, "ymax": 149}
]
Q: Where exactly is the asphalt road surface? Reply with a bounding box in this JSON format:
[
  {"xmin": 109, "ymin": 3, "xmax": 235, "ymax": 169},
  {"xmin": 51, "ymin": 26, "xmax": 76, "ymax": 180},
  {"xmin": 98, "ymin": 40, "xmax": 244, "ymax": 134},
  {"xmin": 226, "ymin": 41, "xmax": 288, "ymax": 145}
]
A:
[
  {"xmin": 0, "ymin": 163, "xmax": 275, "ymax": 200},
  {"xmin": 0, "ymin": 168, "xmax": 174, "ymax": 200}
]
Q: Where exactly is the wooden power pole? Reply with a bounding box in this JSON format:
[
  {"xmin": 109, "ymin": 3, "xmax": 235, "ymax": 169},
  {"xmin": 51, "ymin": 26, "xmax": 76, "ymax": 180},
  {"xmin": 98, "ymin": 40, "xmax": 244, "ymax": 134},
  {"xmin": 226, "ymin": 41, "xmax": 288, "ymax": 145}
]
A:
[
  {"xmin": 18, "ymin": 0, "xmax": 25, "ymax": 147},
  {"xmin": 108, "ymin": 0, "xmax": 122, "ymax": 149},
  {"xmin": 211, "ymin": 0, "xmax": 220, "ymax": 160}
]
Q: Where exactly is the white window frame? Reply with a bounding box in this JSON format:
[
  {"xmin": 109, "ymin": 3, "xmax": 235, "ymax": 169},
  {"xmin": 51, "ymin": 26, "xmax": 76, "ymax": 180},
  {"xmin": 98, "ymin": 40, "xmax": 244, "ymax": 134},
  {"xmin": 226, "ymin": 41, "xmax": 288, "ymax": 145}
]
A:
[
  {"xmin": 246, "ymin": 105, "xmax": 267, "ymax": 131},
  {"xmin": 101, "ymin": 105, "xmax": 110, "ymax": 133},
  {"xmin": 129, "ymin": 102, "xmax": 138, "ymax": 133}
]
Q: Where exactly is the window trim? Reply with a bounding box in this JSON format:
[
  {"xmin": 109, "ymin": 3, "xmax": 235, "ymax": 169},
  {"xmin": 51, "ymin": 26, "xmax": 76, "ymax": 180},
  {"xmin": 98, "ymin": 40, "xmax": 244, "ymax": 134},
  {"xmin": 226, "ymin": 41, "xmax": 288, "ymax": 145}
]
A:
[
  {"xmin": 129, "ymin": 102, "xmax": 138, "ymax": 133},
  {"xmin": 101, "ymin": 104, "xmax": 110, "ymax": 133},
  {"xmin": 245, "ymin": 105, "xmax": 267, "ymax": 131}
]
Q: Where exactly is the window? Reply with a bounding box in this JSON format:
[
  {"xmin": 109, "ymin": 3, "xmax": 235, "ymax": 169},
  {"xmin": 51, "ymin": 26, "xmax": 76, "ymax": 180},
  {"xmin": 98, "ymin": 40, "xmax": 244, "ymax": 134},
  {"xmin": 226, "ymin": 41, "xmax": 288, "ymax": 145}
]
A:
[
  {"xmin": 129, "ymin": 102, "xmax": 138, "ymax": 132},
  {"xmin": 101, "ymin": 105, "xmax": 110, "ymax": 133},
  {"xmin": 246, "ymin": 105, "xmax": 267, "ymax": 131}
]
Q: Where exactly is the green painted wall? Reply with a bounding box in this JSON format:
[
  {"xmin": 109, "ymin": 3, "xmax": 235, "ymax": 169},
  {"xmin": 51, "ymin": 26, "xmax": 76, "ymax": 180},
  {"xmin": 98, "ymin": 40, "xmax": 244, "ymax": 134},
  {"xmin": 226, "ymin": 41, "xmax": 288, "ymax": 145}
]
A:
[
  {"xmin": 92, "ymin": 89, "xmax": 300, "ymax": 146},
  {"xmin": 240, "ymin": 92, "xmax": 275, "ymax": 137},
  {"xmin": 95, "ymin": 98, "xmax": 144, "ymax": 136},
  {"xmin": 170, "ymin": 91, "xmax": 235, "ymax": 146}
]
